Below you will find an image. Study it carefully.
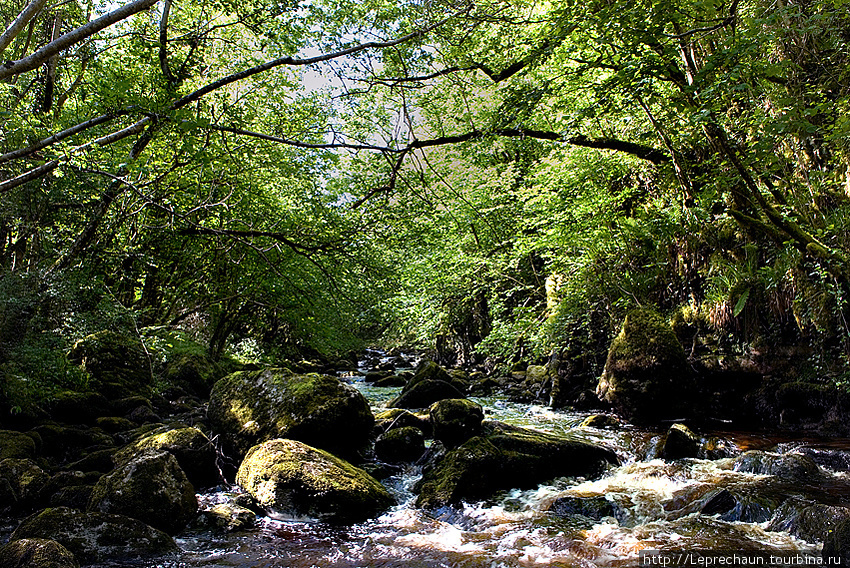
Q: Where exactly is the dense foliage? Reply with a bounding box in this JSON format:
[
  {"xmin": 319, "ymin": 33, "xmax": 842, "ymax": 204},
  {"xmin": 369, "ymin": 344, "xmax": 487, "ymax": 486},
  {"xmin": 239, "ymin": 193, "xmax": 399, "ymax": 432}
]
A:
[{"xmin": 1, "ymin": 0, "xmax": 848, "ymax": 406}]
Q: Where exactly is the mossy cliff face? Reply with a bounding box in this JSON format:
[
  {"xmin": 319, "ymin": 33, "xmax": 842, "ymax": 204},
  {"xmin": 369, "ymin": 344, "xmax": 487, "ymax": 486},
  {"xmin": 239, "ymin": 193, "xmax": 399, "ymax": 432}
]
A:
[
  {"xmin": 208, "ymin": 369, "xmax": 374, "ymax": 460},
  {"xmin": 235, "ymin": 438, "xmax": 394, "ymax": 524},
  {"xmin": 10, "ymin": 507, "xmax": 177, "ymax": 564},
  {"xmin": 415, "ymin": 421, "xmax": 618, "ymax": 509},
  {"xmin": 87, "ymin": 449, "xmax": 198, "ymax": 535},
  {"xmin": 596, "ymin": 308, "xmax": 691, "ymax": 424}
]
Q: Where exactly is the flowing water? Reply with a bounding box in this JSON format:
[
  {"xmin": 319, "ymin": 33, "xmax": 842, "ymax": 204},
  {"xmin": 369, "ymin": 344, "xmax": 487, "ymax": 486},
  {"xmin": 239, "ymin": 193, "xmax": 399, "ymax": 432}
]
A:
[{"xmin": 151, "ymin": 355, "xmax": 850, "ymax": 568}]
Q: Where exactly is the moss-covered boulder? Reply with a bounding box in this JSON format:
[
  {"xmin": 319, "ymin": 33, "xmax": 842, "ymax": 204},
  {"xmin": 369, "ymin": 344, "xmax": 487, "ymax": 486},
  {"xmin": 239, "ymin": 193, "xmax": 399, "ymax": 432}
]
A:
[
  {"xmin": 595, "ymin": 308, "xmax": 691, "ymax": 423},
  {"xmin": 660, "ymin": 423, "xmax": 701, "ymax": 460},
  {"xmin": 235, "ymin": 439, "xmax": 394, "ymax": 524},
  {"xmin": 0, "ymin": 430, "xmax": 37, "ymax": 460},
  {"xmin": 388, "ymin": 380, "xmax": 466, "ymax": 409},
  {"xmin": 208, "ymin": 368, "xmax": 374, "ymax": 460},
  {"xmin": 0, "ymin": 458, "xmax": 49, "ymax": 512},
  {"xmin": 415, "ymin": 421, "xmax": 618, "ymax": 509},
  {"xmin": 114, "ymin": 426, "xmax": 219, "ymax": 488},
  {"xmin": 47, "ymin": 391, "xmax": 113, "ymax": 425},
  {"xmin": 163, "ymin": 353, "xmax": 224, "ymax": 398},
  {"xmin": 10, "ymin": 507, "xmax": 177, "ymax": 564},
  {"xmin": 580, "ymin": 415, "xmax": 621, "ymax": 429},
  {"xmin": 88, "ymin": 450, "xmax": 197, "ymax": 535},
  {"xmin": 429, "ymin": 399, "xmax": 484, "ymax": 449},
  {"xmin": 200, "ymin": 502, "xmax": 256, "ymax": 532},
  {"xmin": 374, "ymin": 409, "xmax": 432, "ymax": 436},
  {"xmin": 67, "ymin": 330, "xmax": 153, "ymax": 398},
  {"xmin": 375, "ymin": 427, "xmax": 426, "ymax": 463},
  {"xmin": 0, "ymin": 538, "xmax": 78, "ymax": 568}
]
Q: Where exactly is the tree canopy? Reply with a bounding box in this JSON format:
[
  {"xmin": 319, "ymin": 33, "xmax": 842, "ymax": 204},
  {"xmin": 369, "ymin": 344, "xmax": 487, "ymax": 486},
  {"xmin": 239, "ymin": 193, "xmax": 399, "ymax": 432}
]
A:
[{"xmin": 1, "ymin": 0, "xmax": 849, "ymax": 400}]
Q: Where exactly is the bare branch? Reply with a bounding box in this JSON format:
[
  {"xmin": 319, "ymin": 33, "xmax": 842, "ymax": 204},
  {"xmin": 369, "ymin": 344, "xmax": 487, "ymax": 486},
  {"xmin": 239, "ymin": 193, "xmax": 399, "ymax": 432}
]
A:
[{"xmin": 0, "ymin": 0, "xmax": 159, "ymax": 81}]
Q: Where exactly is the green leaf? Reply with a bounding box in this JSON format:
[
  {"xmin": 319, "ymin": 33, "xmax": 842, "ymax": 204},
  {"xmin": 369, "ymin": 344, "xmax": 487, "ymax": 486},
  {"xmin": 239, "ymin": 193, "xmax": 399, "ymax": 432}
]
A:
[{"xmin": 733, "ymin": 288, "xmax": 750, "ymax": 317}]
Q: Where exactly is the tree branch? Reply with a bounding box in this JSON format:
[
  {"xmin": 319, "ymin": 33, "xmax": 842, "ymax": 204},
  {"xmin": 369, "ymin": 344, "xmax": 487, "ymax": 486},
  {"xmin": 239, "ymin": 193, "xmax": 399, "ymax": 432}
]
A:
[
  {"xmin": 0, "ymin": 0, "xmax": 159, "ymax": 81},
  {"xmin": 0, "ymin": 0, "xmax": 49, "ymax": 57}
]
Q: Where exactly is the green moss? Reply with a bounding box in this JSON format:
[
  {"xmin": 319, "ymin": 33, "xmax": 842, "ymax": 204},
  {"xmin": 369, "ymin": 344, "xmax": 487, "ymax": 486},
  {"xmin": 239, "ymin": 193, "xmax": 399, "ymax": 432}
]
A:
[
  {"xmin": 113, "ymin": 426, "xmax": 219, "ymax": 488},
  {"xmin": 10, "ymin": 507, "xmax": 177, "ymax": 563},
  {"xmin": 415, "ymin": 421, "xmax": 618, "ymax": 509},
  {"xmin": 0, "ymin": 430, "xmax": 37, "ymax": 460},
  {"xmin": 88, "ymin": 450, "xmax": 198, "ymax": 535},
  {"xmin": 208, "ymin": 368, "xmax": 374, "ymax": 460},
  {"xmin": 0, "ymin": 538, "xmax": 79, "ymax": 568},
  {"xmin": 429, "ymin": 399, "xmax": 484, "ymax": 449},
  {"xmin": 236, "ymin": 438, "xmax": 394, "ymax": 524},
  {"xmin": 596, "ymin": 307, "xmax": 690, "ymax": 423}
]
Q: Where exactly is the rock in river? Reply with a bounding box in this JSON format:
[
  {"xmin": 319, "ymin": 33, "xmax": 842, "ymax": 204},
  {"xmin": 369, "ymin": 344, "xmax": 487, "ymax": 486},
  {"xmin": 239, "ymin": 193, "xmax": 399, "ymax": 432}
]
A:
[
  {"xmin": 87, "ymin": 449, "xmax": 197, "ymax": 535},
  {"xmin": 415, "ymin": 421, "xmax": 618, "ymax": 509},
  {"xmin": 236, "ymin": 438, "xmax": 394, "ymax": 524},
  {"xmin": 208, "ymin": 368, "xmax": 374, "ymax": 460},
  {"xmin": 10, "ymin": 507, "xmax": 177, "ymax": 564}
]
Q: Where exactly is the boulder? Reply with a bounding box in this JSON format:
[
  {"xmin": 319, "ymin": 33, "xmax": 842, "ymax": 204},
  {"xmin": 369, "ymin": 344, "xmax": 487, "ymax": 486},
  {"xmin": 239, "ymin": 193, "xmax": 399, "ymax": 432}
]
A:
[
  {"xmin": 548, "ymin": 495, "xmax": 620, "ymax": 521},
  {"xmin": 49, "ymin": 485, "xmax": 94, "ymax": 509},
  {"xmin": 415, "ymin": 421, "xmax": 618, "ymax": 509},
  {"xmin": 0, "ymin": 458, "xmax": 49, "ymax": 512},
  {"xmin": 0, "ymin": 538, "xmax": 78, "ymax": 568},
  {"xmin": 67, "ymin": 330, "xmax": 153, "ymax": 398},
  {"xmin": 660, "ymin": 423, "xmax": 701, "ymax": 460},
  {"xmin": 201, "ymin": 502, "xmax": 256, "ymax": 531},
  {"xmin": 580, "ymin": 415, "xmax": 621, "ymax": 429},
  {"xmin": 235, "ymin": 439, "xmax": 394, "ymax": 524},
  {"xmin": 373, "ymin": 375, "xmax": 407, "ymax": 388},
  {"xmin": 732, "ymin": 450, "xmax": 822, "ymax": 482},
  {"xmin": 114, "ymin": 426, "xmax": 219, "ymax": 488},
  {"xmin": 47, "ymin": 391, "xmax": 113, "ymax": 425},
  {"xmin": 823, "ymin": 519, "xmax": 850, "ymax": 566},
  {"xmin": 767, "ymin": 498, "xmax": 850, "ymax": 543},
  {"xmin": 10, "ymin": 507, "xmax": 177, "ymax": 564},
  {"xmin": 208, "ymin": 368, "xmax": 373, "ymax": 460},
  {"xmin": 163, "ymin": 353, "xmax": 224, "ymax": 398},
  {"xmin": 88, "ymin": 450, "xmax": 197, "ymax": 535},
  {"xmin": 388, "ymin": 380, "xmax": 466, "ymax": 409},
  {"xmin": 374, "ymin": 409, "xmax": 432, "ymax": 436},
  {"xmin": 375, "ymin": 427, "xmax": 426, "ymax": 463},
  {"xmin": 429, "ymin": 399, "xmax": 484, "ymax": 449},
  {"xmin": 0, "ymin": 430, "xmax": 36, "ymax": 460},
  {"xmin": 595, "ymin": 308, "xmax": 691, "ymax": 423}
]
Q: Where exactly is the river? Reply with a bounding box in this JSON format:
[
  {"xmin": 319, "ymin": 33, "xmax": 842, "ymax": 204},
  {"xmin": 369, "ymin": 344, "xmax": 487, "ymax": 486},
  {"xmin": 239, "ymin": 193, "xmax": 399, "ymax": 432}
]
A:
[{"xmin": 159, "ymin": 359, "xmax": 850, "ymax": 568}]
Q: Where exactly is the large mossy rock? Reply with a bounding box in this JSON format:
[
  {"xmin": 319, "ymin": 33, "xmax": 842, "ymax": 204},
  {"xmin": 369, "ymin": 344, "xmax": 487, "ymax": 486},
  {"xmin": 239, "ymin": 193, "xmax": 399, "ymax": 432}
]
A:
[
  {"xmin": 67, "ymin": 331, "xmax": 153, "ymax": 398},
  {"xmin": 415, "ymin": 421, "xmax": 618, "ymax": 509},
  {"xmin": 0, "ymin": 430, "xmax": 37, "ymax": 460},
  {"xmin": 47, "ymin": 391, "xmax": 113, "ymax": 425},
  {"xmin": 208, "ymin": 368, "xmax": 373, "ymax": 460},
  {"xmin": 114, "ymin": 426, "xmax": 219, "ymax": 488},
  {"xmin": 375, "ymin": 427, "xmax": 426, "ymax": 463},
  {"xmin": 0, "ymin": 458, "xmax": 49, "ymax": 513},
  {"xmin": 10, "ymin": 507, "xmax": 177, "ymax": 564},
  {"xmin": 429, "ymin": 399, "xmax": 484, "ymax": 449},
  {"xmin": 388, "ymin": 381, "xmax": 466, "ymax": 409},
  {"xmin": 387, "ymin": 361, "xmax": 468, "ymax": 409},
  {"xmin": 0, "ymin": 538, "xmax": 78, "ymax": 568},
  {"xmin": 162, "ymin": 353, "xmax": 224, "ymax": 398},
  {"xmin": 235, "ymin": 439, "xmax": 394, "ymax": 524},
  {"xmin": 87, "ymin": 450, "xmax": 197, "ymax": 535},
  {"xmin": 595, "ymin": 308, "xmax": 690, "ymax": 423}
]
